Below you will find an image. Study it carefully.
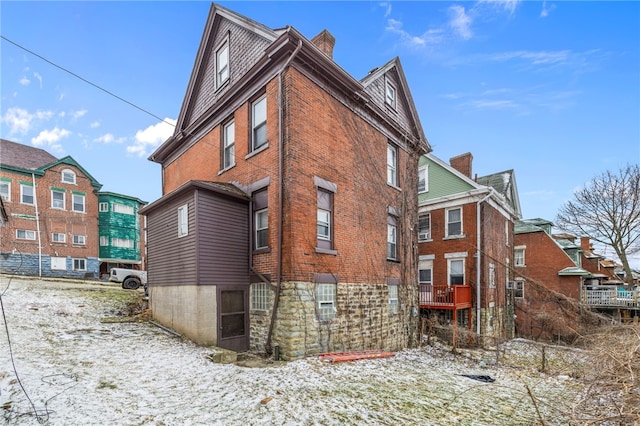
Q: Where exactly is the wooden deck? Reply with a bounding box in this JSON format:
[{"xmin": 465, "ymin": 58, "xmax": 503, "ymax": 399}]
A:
[
  {"xmin": 581, "ymin": 288, "xmax": 640, "ymax": 309},
  {"xmin": 419, "ymin": 284, "xmax": 472, "ymax": 310}
]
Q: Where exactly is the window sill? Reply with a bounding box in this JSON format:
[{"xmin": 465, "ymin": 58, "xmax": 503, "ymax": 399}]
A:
[
  {"xmin": 443, "ymin": 234, "xmax": 465, "ymax": 240},
  {"xmin": 418, "ymin": 238, "xmax": 433, "ymax": 243},
  {"xmin": 386, "ymin": 258, "xmax": 401, "ymax": 263},
  {"xmin": 386, "ymin": 182, "xmax": 402, "ymax": 192},
  {"xmin": 315, "ymin": 247, "xmax": 338, "ymax": 256},
  {"xmin": 218, "ymin": 163, "xmax": 236, "ymax": 175},
  {"xmin": 245, "ymin": 143, "xmax": 269, "ymax": 160},
  {"xmin": 253, "ymin": 247, "xmax": 271, "ymax": 255}
]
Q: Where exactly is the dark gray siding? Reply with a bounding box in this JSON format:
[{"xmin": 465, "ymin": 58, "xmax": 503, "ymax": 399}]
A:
[
  {"xmin": 146, "ymin": 192, "xmax": 197, "ymax": 286},
  {"xmin": 196, "ymin": 189, "xmax": 249, "ymax": 286},
  {"xmin": 363, "ymin": 70, "xmax": 412, "ymax": 131}
]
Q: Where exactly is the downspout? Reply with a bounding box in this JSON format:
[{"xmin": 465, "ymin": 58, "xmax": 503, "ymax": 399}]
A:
[
  {"xmin": 476, "ymin": 191, "xmax": 492, "ymax": 335},
  {"xmin": 266, "ymin": 39, "xmax": 303, "ymax": 354},
  {"xmin": 32, "ymin": 173, "xmax": 42, "ymax": 277}
]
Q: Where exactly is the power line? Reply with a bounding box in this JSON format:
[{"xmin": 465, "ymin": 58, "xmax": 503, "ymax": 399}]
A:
[{"xmin": 0, "ymin": 35, "xmax": 176, "ymax": 127}]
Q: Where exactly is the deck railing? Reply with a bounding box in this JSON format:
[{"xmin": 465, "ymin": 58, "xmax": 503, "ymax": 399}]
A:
[
  {"xmin": 581, "ymin": 289, "xmax": 639, "ymax": 308},
  {"xmin": 419, "ymin": 284, "xmax": 472, "ymax": 309}
]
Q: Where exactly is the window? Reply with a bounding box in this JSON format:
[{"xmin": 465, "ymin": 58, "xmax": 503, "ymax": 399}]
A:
[
  {"xmin": 419, "ymin": 266, "xmax": 432, "ymax": 285},
  {"xmin": 222, "ymin": 120, "xmax": 235, "ymax": 169},
  {"xmin": 113, "ymin": 203, "xmax": 134, "ymax": 215},
  {"xmin": 21, "ymin": 184, "xmax": 34, "ymax": 205},
  {"xmin": 388, "ymin": 284, "xmax": 399, "ymax": 314},
  {"xmin": 317, "ymin": 189, "xmax": 333, "ymax": 249},
  {"xmin": 16, "ymin": 229, "xmax": 36, "ymax": 240},
  {"xmin": 0, "ymin": 181, "xmax": 10, "ymax": 201},
  {"xmin": 418, "ymin": 214, "xmax": 430, "ymax": 241},
  {"xmin": 72, "ymin": 258, "xmax": 86, "ymax": 271},
  {"xmin": 178, "ymin": 204, "xmax": 189, "ymax": 237},
  {"xmin": 251, "ymin": 96, "xmax": 267, "ymax": 151},
  {"xmin": 505, "ymin": 221, "xmax": 510, "ymax": 246},
  {"xmin": 449, "ymin": 259, "xmax": 464, "ymax": 285},
  {"xmin": 446, "ymin": 207, "xmax": 462, "ymax": 237},
  {"xmin": 99, "ymin": 202, "xmax": 109, "ymax": 212},
  {"xmin": 387, "ymin": 144, "xmax": 397, "ymax": 186},
  {"xmin": 387, "ymin": 216, "xmax": 397, "ymax": 260},
  {"xmin": 489, "ymin": 263, "xmax": 496, "ymax": 288},
  {"xmin": 253, "ymin": 189, "xmax": 268, "ymax": 249},
  {"xmin": 418, "ymin": 165, "xmax": 428, "ymax": 193},
  {"xmin": 51, "ymin": 189, "xmax": 65, "ymax": 209},
  {"xmin": 216, "ymin": 42, "xmax": 229, "ymax": 86},
  {"xmin": 52, "ymin": 232, "xmax": 66, "ymax": 243},
  {"xmin": 514, "ymin": 247, "xmax": 525, "ymax": 266},
  {"xmin": 73, "ymin": 235, "xmax": 86, "ymax": 245},
  {"xmin": 100, "ymin": 236, "xmax": 109, "ymax": 246},
  {"xmin": 72, "ymin": 193, "xmax": 85, "ymax": 213},
  {"xmin": 316, "ymin": 283, "xmax": 337, "ymax": 320},
  {"xmin": 508, "ymin": 280, "xmax": 524, "ymax": 299},
  {"xmin": 385, "ymin": 81, "xmax": 397, "ymax": 109},
  {"xmin": 62, "ymin": 169, "xmax": 76, "ymax": 184},
  {"xmin": 112, "ymin": 238, "xmax": 133, "ymax": 248},
  {"xmin": 251, "ymin": 282, "xmax": 270, "ymax": 311}
]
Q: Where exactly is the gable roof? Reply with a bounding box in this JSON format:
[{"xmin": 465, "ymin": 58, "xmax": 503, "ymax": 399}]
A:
[
  {"xmin": 0, "ymin": 139, "xmax": 57, "ymax": 170},
  {"xmin": 477, "ymin": 169, "xmax": 522, "ymax": 218}
]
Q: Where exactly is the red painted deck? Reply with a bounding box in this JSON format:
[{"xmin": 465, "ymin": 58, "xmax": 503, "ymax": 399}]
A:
[{"xmin": 419, "ymin": 284, "xmax": 472, "ymax": 310}]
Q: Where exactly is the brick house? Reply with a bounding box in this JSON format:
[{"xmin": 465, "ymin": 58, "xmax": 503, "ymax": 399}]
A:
[
  {"xmin": 140, "ymin": 3, "xmax": 430, "ymax": 359},
  {"xmin": 0, "ymin": 139, "xmax": 102, "ymax": 278},
  {"xmin": 417, "ymin": 152, "xmax": 521, "ymax": 340}
]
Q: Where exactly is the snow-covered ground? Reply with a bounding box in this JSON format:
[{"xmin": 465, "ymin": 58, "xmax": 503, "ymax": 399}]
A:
[{"xmin": 1, "ymin": 277, "xmax": 585, "ymax": 425}]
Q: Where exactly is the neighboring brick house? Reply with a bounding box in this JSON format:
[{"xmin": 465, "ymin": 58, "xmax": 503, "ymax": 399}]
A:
[
  {"xmin": 97, "ymin": 192, "xmax": 147, "ymax": 277},
  {"xmin": 417, "ymin": 152, "xmax": 521, "ymax": 340},
  {"xmin": 0, "ymin": 139, "xmax": 102, "ymax": 278},
  {"xmin": 141, "ymin": 4, "xmax": 430, "ymax": 359}
]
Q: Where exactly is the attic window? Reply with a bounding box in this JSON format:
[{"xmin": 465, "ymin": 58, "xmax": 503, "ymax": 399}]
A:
[
  {"xmin": 385, "ymin": 81, "xmax": 397, "ymax": 109},
  {"xmin": 62, "ymin": 169, "xmax": 76, "ymax": 184},
  {"xmin": 216, "ymin": 42, "xmax": 229, "ymax": 86}
]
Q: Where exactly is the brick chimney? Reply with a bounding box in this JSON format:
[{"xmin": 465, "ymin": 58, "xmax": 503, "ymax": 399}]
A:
[
  {"xmin": 580, "ymin": 236, "xmax": 593, "ymax": 251},
  {"xmin": 450, "ymin": 152, "xmax": 473, "ymax": 178},
  {"xmin": 311, "ymin": 29, "xmax": 335, "ymax": 59}
]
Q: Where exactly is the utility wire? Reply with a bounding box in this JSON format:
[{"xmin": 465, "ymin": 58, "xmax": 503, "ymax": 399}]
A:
[{"xmin": 0, "ymin": 35, "xmax": 176, "ymax": 128}]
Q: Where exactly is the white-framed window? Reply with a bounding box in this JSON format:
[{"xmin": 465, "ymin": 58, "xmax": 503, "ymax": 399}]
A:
[
  {"xmin": 20, "ymin": 184, "xmax": 34, "ymax": 205},
  {"xmin": 16, "ymin": 229, "xmax": 36, "ymax": 240},
  {"xmin": 113, "ymin": 203, "xmax": 134, "ymax": 215},
  {"xmin": 112, "ymin": 238, "xmax": 133, "ymax": 248},
  {"xmin": 178, "ymin": 204, "xmax": 189, "ymax": 237},
  {"xmin": 388, "ymin": 284, "xmax": 399, "ymax": 314},
  {"xmin": 489, "ymin": 263, "xmax": 496, "ymax": 288},
  {"xmin": 251, "ymin": 282, "xmax": 271, "ymax": 311},
  {"xmin": 216, "ymin": 42, "xmax": 229, "ymax": 86},
  {"xmin": 446, "ymin": 207, "xmax": 462, "ymax": 237},
  {"xmin": 100, "ymin": 236, "xmax": 109, "ymax": 246},
  {"xmin": 418, "ymin": 165, "xmax": 428, "ymax": 193},
  {"xmin": 419, "ymin": 265, "xmax": 432, "ymax": 285},
  {"xmin": 72, "ymin": 258, "xmax": 86, "ymax": 271},
  {"xmin": 52, "ymin": 232, "xmax": 66, "ymax": 243},
  {"xmin": 387, "ymin": 216, "xmax": 397, "ymax": 261},
  {"xmin": 387, "ymin": 143, "xmax": 397, "ymax": 186},
  {"xmin": 99, "ymin": 202, "xmax": 109, "ymax": 212},
  {"xmin": 0, "ymin": 181, "xmax": 11, "ymax": 201},
  {"xmin": 508, "ymin": 280, "xmax": 525, "ymax": 299},
  {"xmin": 385, "ymin": 80, "xmax": 397, "ymax": 109},
  {"xmin": 73, "ymin": 235, "xmax": 86, "ymax": 245},
  {"xmin": 72, "ymin": 193, "xmax": 85, "ymax": 213},
  {"xmin": 253, "ymin": 189, "xmax": 268, "ymax": 250},
  {"xmin": 448, "ymin": 258, "xmax": 465, "ymax": 285},
  {"xmin": 222, "ymin": 120, "xmax": 235, "ymax": 169},
  {"xmin": 62, "ymin": 169, "xmax": 76, "ymax": 184},
  {"xmin": 418, "ymin": 214, "xmax": 431, "ymax": 241},
  {"xmin": 317, "ymin": 189, "xmax": 333, "ymax": 250},
  {"xmin": 51, "ymin": 189, "xmax": 65, "ymax": 209},
  {"xmin": 505, "ymin": 220, "xmax": 510, "ymax": 246},
  {"xmin": 514, "ymin": 246, "xmax": 526, "ymax": 266},
  {"xmin": 316, "ymin": 283, "xmax": 337, "ymax": 320},
  {"xmin": 251, "ymin": 96, "xmax": 267, "ymax": 151}
]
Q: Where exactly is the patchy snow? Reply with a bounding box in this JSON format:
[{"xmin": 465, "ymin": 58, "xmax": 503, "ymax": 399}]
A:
[{"xmin": 1, "ymin": 277, "xmax": 585, "ymax": 425}]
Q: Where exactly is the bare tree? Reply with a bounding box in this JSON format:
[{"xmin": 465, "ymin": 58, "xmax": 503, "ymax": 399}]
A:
[{"xmin": 556, "ymin": 164, "xmax": 640, "ymax": 283}]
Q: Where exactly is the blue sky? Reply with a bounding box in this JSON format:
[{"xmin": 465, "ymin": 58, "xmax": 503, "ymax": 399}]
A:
[{"xmin": 1, "ymin": 1, "xmax": 639, "ymax": 261}]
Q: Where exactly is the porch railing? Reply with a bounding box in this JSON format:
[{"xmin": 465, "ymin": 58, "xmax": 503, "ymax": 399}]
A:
[
  {"xmin": 581, "ymin": 289, "xmax": 639, "ymax": 308},
  {"xmin": 419, "ymin": 284, "xmax": 472, "ymax": 309}
]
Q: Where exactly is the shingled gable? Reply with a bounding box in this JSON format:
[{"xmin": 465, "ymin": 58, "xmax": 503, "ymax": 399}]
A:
[
  {"xmin": 477, "ymin": 169, "xmax": 522, "ymax": 219},
  {"xmin": 149, "ymin": 3, "xmax": 429, "ymax": 165}
]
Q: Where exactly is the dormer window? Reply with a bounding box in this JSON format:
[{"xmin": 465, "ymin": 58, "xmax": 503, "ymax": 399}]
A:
[
  {"xmin": 62, "ymin": 169, "xmax": 76, "ymax": 184},
  {"xmin": 385, "ymin": 81, "xmax": 397, "ymax": 109}
]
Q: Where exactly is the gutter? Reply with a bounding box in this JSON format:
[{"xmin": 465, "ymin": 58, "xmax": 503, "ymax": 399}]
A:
[
  {"xmin": 32, "ymin": 172, "xmax": 42, "ymax": 278},
  {"xmin": 265, "ymin": 39, "xmax": 303, "ymax": 355},
  {"xmin": 476, "ymin": 191, "xmax": 492, "ymax": 335}
]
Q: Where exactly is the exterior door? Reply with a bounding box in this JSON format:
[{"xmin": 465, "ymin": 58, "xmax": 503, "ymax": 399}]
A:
[{"xmin": 217, "ymin": 286, "xmax": 249, "ymax": 351}]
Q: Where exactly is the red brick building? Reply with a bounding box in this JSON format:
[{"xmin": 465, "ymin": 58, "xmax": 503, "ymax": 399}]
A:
[{"xmin": 142, "ymin": 4, "xmax": 430, "ymax": 359}]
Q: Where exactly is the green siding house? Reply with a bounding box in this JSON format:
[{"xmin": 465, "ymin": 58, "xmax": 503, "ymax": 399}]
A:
[{"xmin": 98, "ymin": 192, "xmax": 147, "ymax": 276}]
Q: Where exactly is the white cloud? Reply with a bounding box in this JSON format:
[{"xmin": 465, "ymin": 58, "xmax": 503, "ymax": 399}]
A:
[
  {"xmin": 19, "ymin": 76, "xmax": 30, "ymax": 86},
  {"xmin": 72, "ymin": 109, "xmax": 88, "ymax": 120},
  {"xmin": 476, "ymin": 0, "xmax": 521, "ymax": 15},
  {"xmin": 448, "ymin": 5, "xmax": 473, "ymax": 40},
  {"xmin": 386, "ymin": 19, "xmax": 445, "ymax": 48},
  {"xmin": 379, "ymin": 2, "xmax": 392, "ymax": 18},
  {"xmin": 127, "ymin": 118, "xmax": 176, "ymax": 157},
  {"xmin": 94, "ymin": 133, "xmax": 126, "ymax": 144},
  {"xmin": 0, "ymin": 107, "xmax": 54, "ymax": 135},
  {"xmin": 90, "ymin": 121, "xmax": 100, "ymax": 129},
  {"xmin": 33, "ymin": 72, "xmax": 43, "ymax": 88},
  {"xmin": 31, "ymin": 127, "xmax": 70, "ymax": 154}
]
